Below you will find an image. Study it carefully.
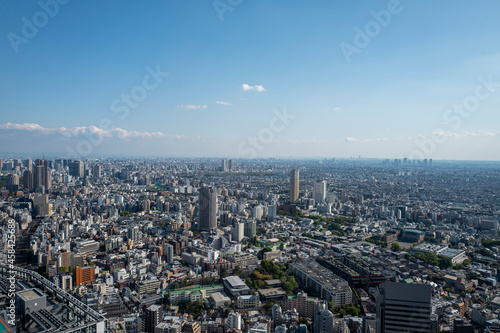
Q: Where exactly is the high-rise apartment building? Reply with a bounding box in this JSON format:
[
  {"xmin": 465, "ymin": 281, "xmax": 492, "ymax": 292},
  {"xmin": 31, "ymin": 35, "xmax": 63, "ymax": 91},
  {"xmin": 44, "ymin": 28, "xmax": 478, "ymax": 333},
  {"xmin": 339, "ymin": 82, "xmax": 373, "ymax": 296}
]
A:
[
  {"xmin": 165, "ymin": 244, "xmax": 174, "ymax": 264},
  {"xmin": 199, "ymin": 187, "xmax": 217, "ymax": 231},
  {"xmin": 290, "ymin": 169, "xmax": 299, "ymax": 204},
  {"xmin": 244, "ymin": 220, "xmax": 257, "ymax": 238},
  {"xmin": 376, "ymin": 282, "xmax": 431, "ymax": 333},
  {"xmin": 34, "ymin": 159, "xmax": 51, "ymax": 190},
  {"xmin": 225, "ymin": 312, "xmax": 242, "ymax": 331},
  {"xmin": 314, "ymin": 180, "xmax": 327, "ymax": 205},
  {"xmin": 24, "ymin": 158, "xmax": 32, "ymax": 171},
  {"xmin": 314, "ymin": 301, "xmax": 334, "ymax": 333},
  {"xmin": 231, "ymin": 222, "xmax": 245, "ymax": 242},
  {"xmin": 23, "ymin": 169, "xmax": 33, "ymax": 191},
  {"xmin": 145, "ymin": 304, "xmax": 162, "ymax": 333}
]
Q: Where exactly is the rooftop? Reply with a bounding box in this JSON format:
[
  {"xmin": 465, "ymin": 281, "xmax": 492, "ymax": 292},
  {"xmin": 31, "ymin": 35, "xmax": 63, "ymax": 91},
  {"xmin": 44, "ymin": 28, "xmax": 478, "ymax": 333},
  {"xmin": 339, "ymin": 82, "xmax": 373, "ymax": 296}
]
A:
[{"xmin": 17, "ymin": 288, "xmax": 45, "ymax": 301}]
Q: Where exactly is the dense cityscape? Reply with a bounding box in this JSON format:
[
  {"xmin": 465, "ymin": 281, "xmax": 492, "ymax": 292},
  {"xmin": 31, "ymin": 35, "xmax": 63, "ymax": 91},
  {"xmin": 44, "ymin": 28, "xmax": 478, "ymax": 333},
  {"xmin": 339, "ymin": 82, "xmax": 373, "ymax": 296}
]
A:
[
  {"xmin": 3, "ymin": 1, "xmax": 500, "ymax": 332},
  {"xmin": 0, "ymin": 157, "xmax": 499, "ymax": 332}
]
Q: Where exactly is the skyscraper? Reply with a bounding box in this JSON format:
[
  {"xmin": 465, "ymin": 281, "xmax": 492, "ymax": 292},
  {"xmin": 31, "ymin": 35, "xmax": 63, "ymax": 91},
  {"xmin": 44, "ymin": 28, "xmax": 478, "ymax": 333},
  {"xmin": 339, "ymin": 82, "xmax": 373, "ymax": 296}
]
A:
[
  {"xmin": 23, "ymin": 169, "xmax": 33, "ymax": 191},
  {"xmin": 244, "ymin": 220, "xmax": 257, "ymax": 238},
  {"xmin": 231, "ymin": 222, "xmax": 244, "ymax": 242},
  {"xmin": 24, "ymin": 158, "xmax": 32, "ymax": 171},
  {"xmin": 313, "ymin": 180, "xmax": 326, "ymax": 205},
  {"xmin": 199, "ymin": 186, "xmax": 217, "ymax": 231},
  {"xmin": 69, "ymin": 160, "xmax": 84, "ymax": 178},
  {"xmin": 34, "ymin": 159, "xmax": 51, "ymax": 190},
  {"xmin": 228, "ymin": 159, "xmax": 234, "ymax": 171},
  {"xmin": 221, "ymin": 159, "xmax": 227, "ymax": 172},
  {"xmin": 92, "ymin": 165, "xmax": 102, "ymax": 177},
  {"xmin": 165, "ymin": 244, "xmax": 174, "ymax": 264},
  {"xmin": 376, "ymin": 282, "xmax": 431, "ymax": 333},
  {"xmin": 290, "ymin": 169, "xmax": 299, "ymax": 204}
]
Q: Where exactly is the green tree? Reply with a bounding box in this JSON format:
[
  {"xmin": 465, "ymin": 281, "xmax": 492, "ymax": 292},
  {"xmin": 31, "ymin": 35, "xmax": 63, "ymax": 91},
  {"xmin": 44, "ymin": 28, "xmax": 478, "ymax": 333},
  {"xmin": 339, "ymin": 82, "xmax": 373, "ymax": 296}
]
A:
[
  {"xmin": 233, "ymin": 266, "xmax": 242, "ymax": 277},
  {"xmin": 439, "ymin": 256, "xmax": 452, "ymax": 269},
  {"xmin": 391, "ymin": 242, "xmax": 401, "ymax": 252},
  {"xmin": 220, "ymin": 267, "xmax": 229, "ymax": 278}
]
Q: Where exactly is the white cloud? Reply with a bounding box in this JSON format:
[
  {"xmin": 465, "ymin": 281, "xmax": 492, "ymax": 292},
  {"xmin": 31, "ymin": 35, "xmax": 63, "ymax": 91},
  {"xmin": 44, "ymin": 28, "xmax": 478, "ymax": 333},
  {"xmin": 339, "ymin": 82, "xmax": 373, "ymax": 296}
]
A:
[
  {"xmin": 345, "ymin": 136, "xmax": 388, "ymax": 143},
  {"xmin": 216, "ymin": 101, "xmax": 232, "ymax": 106},
  {"xmin": 176, "ymin": 104, "xmax": 207, "ymax": 109},
  {"xmin": 333, "ymin": 107, "xmax": 342, "ymax": 111},
  {"xmin": 0, "ymin": 122, "xmax": 184, "ymax": 140},
  {"xmin": 241, "ymin": 83, "xmax": 266, "ymax": 92},
  {"xmin": 432, "ymin": 130, "xmax": 500, "ymax": 138}
]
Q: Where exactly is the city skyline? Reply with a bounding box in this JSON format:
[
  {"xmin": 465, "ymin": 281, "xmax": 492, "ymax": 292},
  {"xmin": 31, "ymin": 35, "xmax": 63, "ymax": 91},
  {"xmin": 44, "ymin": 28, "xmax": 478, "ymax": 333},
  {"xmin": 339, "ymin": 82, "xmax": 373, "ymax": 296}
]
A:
[{"xmin": 1, "ymin": 1, "xmax": 500, "ymax": 160}]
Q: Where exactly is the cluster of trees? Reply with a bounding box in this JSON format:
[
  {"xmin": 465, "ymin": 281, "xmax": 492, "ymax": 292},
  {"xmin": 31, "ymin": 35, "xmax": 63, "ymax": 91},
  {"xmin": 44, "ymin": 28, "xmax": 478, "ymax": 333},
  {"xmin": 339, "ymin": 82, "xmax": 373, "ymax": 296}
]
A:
[
  {"xmin": 482, "ymin": 239, "xmax": 500, "ymax": 248},
  {"xmin": 476, "ymin": 247, "xmax": 492, "ymax": 257},
  {"xmin": 366, "ymin": 238, "xmax": 387, "ymax": 248},
  {"xmin": 411, "ymin": 252, "xmax": 453, "ymax": 268},
  {"xmin": 178, "ymin": 301, "xmax": 206, "ymax": 316},
  {"xmin": 246, "ymin": 260, "xmax": 298, "ymax": 294},
  {"xmin": 331, "ymin": 303, "xmax": 361, "ymax": 317},
  {"xmin": 391, "ymin": 242, "xmax": 401, "ymax": 252},
  {"xmin": 119, "ymin": 210, "xmax": 134, "ymax": 217}
]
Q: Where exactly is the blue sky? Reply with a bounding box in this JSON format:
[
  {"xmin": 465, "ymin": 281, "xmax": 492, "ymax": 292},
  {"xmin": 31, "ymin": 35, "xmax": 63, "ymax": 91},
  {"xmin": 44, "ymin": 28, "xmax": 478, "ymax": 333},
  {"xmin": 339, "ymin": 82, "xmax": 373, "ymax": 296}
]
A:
[{"xmin": 1, "ymin": 0, "xmax": 500, "ymax": 160}]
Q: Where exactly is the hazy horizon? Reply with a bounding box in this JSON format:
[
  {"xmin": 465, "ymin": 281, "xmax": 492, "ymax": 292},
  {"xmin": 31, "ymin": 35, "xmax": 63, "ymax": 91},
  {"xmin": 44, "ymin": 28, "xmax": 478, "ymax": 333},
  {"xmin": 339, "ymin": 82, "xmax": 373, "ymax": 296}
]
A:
[{"xmin": 2, "ymin": 1, "xmax": 500, "ymax": 160}]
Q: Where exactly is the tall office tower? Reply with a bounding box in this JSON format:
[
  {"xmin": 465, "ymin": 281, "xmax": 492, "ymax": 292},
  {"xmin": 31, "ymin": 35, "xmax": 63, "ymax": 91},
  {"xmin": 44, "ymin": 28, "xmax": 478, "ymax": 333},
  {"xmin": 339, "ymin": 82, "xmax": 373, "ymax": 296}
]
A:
[
  {"xmin": 221, "ymin": 159, "xmax": 228, "ymax": 172},
  {"xmin": 145, "ymin": 304, "xmax": 162, "ymax": 333},
  {"xmin": 165, "ymin": 244, "xmax": 174, "ymax": 264},
  {"xmin": 73, "ymin": 266, "xmax": 95, "ymax": 286},
  {"xmin": 313, "ymin": 180, "xmax": 327, "ymax": 205},
  {"xmin": 228, "ymin": 159, "xmax": 234, "ymax": 171},
  {"xmin": 92, "ymin": 165, "xmax": 102, "ymax": 177},
  {"xmin": 34, "ymin": 159, "xmax": 51, "ymax": 190},
  {"xmin": 24, "ymin": 158, "xmax": 32, "ymax": 171},
  {"xmin": 376, "ymin": 282, "xmax": 431, "ymax": 333},
  {"xmin": 267, "ymin": 205, "xmax": 277, "ymax": 222},
  {"xmin": 199, "ymin": 186, "xmax": 217, "ymax": 231},
  {"xmin": 314, "ymin": 302, "xmax": 334, "ymax": 333},
  {"xmin": 244, "ymin": 220, "xmax": 257, "ymax": 238},
  {"xmin": 23, "ymin": 170, "xmax": 34, "ymax": 191},
  {"xmin": 225, "ymin": 312, "xmax": 242, "ymax": 331},
  {"xmin": 290, "ymin": 169, "xmax": 299, "ymax": 204},
  {"xmin": 231, "ymin": 222, "xmax": 245, "ymax": 242},
  {"xmin": 69, "ymin": 160, "xmax": 84, "ymax": 178}
]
